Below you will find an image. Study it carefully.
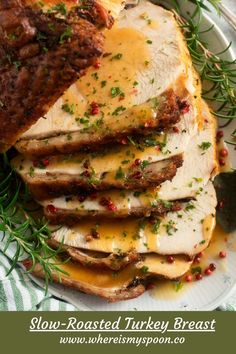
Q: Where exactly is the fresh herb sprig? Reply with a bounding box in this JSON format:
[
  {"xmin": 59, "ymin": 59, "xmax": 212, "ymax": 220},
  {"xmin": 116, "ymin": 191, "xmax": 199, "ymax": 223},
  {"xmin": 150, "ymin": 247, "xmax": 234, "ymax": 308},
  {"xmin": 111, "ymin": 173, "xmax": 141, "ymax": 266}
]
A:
[
  {"xmin": 226, "ymin": 128, "xmax": 236, "ymax": 147},
  {"xmin": 0, "ymin": 155, "xmax": 67, "ymax": 291},
  {"xmin": 168, "ymin": 0, "xmax": 236, "ymax": 125}
]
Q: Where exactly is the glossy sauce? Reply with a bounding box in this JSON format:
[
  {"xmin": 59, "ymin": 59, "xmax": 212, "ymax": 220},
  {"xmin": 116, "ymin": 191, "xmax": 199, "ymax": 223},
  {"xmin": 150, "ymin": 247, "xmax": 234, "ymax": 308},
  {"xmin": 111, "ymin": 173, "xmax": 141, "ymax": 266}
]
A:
[
  {"xmin": 60, "ymin": 261, "xmax": 138, "ymax": 289},
  {"xmin": 42, "ymin": 133, "xmax": 166, "ymax": 176},
  {"xmin": 67, "ymin": 217, "xmax": 159, "ymax": 253},
  {"xmin": 75, "ymin": 27, "xmax": 150, "ymax": 115},
  {"xmin": 57, "ymin": 26, "xmax": 151, "ymax": 131},
  {"xmin": 150, "ymin": 223, "xmax": 230, "ymax": 300},
  {"xmin": 58, "ymin": 254, "xmax": 191, "ymax": 289}
]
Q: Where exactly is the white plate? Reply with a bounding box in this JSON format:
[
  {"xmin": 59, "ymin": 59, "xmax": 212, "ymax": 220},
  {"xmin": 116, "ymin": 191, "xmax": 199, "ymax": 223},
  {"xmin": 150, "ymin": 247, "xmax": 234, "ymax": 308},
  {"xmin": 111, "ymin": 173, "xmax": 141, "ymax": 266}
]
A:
[{"xmin": 8, "ymin": 1, "xmax": 236, "ymax": 311}]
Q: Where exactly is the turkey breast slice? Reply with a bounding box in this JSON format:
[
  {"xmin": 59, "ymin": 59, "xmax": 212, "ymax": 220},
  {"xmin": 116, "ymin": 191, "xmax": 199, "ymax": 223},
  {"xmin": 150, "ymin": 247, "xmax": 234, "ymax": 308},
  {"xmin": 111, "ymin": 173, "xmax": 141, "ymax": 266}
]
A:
[
  {"xmin": 38, "ymin": 101, "xmax": 217, "ymax": 221},
  {"xmin": 15, "ymin": 0, "xmax": 200, "ymax": 156},
  {"xmin": 27, "ymin": 252, "xmax": 192, "ymax": 302},
  {"xmin": 51, "ymin": 182, "xmax": 217, "ymax": 256}
]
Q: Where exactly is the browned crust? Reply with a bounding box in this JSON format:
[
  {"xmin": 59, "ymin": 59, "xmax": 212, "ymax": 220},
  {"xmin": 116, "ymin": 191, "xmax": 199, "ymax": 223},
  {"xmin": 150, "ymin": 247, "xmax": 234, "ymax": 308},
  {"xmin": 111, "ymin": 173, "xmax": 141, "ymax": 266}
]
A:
[
  {"xmin": 25, "ymin": 154, "xmax": 183, "ymax": 200},
  {"xmin": 28, "ymin": 262, "xmax": 146, "ymax": 302},
  {"xmin": 44, "ymin": 201, "xmax": 182, "ymax": 225},
  {"xmin": 0, "ymin": 0, "xmax": 111, "ymax": 152},
  {"xmin": 15, "ymin": 90, "xmax": 182, "ymax": 157},
  {"xmin": 48, "ymin": 238, "xmax": 141, "ymax": 270}
]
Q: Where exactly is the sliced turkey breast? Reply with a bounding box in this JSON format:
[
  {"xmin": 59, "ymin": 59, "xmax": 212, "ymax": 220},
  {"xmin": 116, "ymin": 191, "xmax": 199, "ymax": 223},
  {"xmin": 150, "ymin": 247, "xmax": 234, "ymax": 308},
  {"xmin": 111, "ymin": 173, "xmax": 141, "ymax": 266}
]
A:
[
  {"xmin": 48, "ymin": 237, "xmax": 141, "ymax": 270},
  {"xmin": 50, "ymin": 182, "xmax": 217, "ymax": 256},
  {"xmin": 12, "ymin": 152, "xmax": 183, "ymax": 199},
  {"xmin": 15, "ymin": 89, "xmax": 186, "ymax": 157},
  {"xmin": 0, "ymin": 0, "xmax": 119, "ymax": 152},
  {"xmin": 159, "ymin": 101, "xmax": 218, "ymax": 200},
  {"xmin": 15, "ymin": 0, "xmax": 199, "ymax": 156},
  {"xmin": 38, "ymin": 101, "xmax": 217, "ymax": 222},
  {"xmin": 43, "ymin": 194, "xmax": 182, "ymax": 224},
  {"xmin": 25, "ymin": 253, "xmax": 192, "ymax": 302}
]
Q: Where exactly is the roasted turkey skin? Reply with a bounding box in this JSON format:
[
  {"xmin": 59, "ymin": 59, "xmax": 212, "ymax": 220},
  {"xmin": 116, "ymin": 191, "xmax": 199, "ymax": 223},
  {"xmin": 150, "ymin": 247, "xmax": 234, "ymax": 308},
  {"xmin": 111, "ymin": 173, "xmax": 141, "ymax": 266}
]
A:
[{"xmin": 0, "ymin": 0, "xmax": 112, "ymax": 151}]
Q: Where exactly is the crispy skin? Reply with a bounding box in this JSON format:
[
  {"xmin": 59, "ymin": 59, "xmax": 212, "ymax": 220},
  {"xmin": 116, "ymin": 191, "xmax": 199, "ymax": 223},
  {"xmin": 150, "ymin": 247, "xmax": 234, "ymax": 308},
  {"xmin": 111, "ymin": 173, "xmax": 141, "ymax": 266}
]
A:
[
  {"xmin": 15, "ymin": 89, "xmax": 182, "ymax": 157},
  {"xmin": 20, "ymin": 154, "xmax": 183, "ymax": 200},
  {"xmin": 48, "ymin": 238, "xmax": 141, "ymax": 270},
  {"xmin": 0, "ymin": 0, "xmax": 112, "ymax": 152},
  {"xmin": 44, "ymin": 199, "xmax": 182, "ymax": 224}
]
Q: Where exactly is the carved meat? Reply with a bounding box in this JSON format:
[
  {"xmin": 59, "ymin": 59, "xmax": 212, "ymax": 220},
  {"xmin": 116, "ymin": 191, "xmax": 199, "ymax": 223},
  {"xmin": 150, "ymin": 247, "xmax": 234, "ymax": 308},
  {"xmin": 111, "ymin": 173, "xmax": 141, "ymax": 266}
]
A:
[
  {"xmin": 39, "ymin": 101, "xmax": 217, "ymax": 223},
  {"xmin": 15, "ymin": 0, "xmax": 199, "ymax": 156},
  {"xmin": 50, "ymin": 182, "xmax": 217, "ymax": 257},
  {"xmin": 12, "ymin": 153, "xmax": 183, "ymax": 199},
  {"xmin": 0, "ymin": 0, "xmax": 114, "ymax": 151},
  {"xmin": 25, "ymin": 253, "xmax": 192, "ymax": 302}
]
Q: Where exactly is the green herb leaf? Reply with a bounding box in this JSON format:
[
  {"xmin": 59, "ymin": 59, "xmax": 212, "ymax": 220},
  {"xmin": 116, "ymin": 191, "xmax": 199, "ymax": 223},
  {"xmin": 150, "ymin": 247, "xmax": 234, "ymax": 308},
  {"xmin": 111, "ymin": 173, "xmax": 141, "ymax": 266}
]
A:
[{"xmin": 198, "ymin": 141, "xmax": 212, "ymax": 151}]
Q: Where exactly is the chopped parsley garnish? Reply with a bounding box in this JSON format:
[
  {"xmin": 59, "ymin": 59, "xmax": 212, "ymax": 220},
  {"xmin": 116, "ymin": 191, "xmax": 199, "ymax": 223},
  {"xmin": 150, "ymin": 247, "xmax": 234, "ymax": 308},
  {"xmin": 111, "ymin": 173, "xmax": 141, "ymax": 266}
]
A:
[
  {"xmin": 198, "ymin": 141, "xmax": 211, "ymax": 151},
  {"xmin": 111, "ymin": 53, "xmax": 123, "ymax": 61},
  {"xmin": 115, "ymin": 167, "xmax": 125, "ymax": 179},
  {"xmin": 37, "ymin": 32, "xmax": 47, "ymax": 41},
  {"xmin": 185, "ymin": 202, "xmax": 195, "ymax": 211},
  {"xmin": 101, "ymin": 80, "xmax": 107, "ymax": 88},
  {"xmin": 121, "ymin": 160, "xmax": 130, "ymax": 165},
  {"xmin": 59, "ymin": 26, "xmax": 72, "ymax": 44},
  {"xmin": 29, "ymin": 167, "xmax": 35, "ymax": 177},
  {"xmin": 110, "ymin": 87, "xmax": 124, "ymax": 98},
  {"xmin": 151, "ymin": 218, "xmax": 161, "ymax": 234},
  {"xmin": 193, "ymin": 177, "xmax": 203, "ymax": 183},
  {"xmin": 61, "ymin": 102, "xmax": 75, "ymax": 115},
  {"xmin": 161, "ymin": 200, "xmax": 173, "ymax": 209},
  {"xmin": 112, "ymin": 106, "xmax": 126, "ymax": 116},
  {"xmin": 133, "ymin": 191, "xmax": 142, "ymax": 197},
  {"xmin": 37, "ymin": 1, "xmax": 45, "ymax": 7},
  {"xmin": 78, "ymin": 117, "xmax": 89, "ymax": 124},
  {"xmin": 141, "ymin": 266, "xmax": 149, "ymax": 274},
  {"xmin": 122, "ymin": 231, "xmax": 128, "ymax": 237},
  {"xmin": 140, "ymin": 160, "xmax": 150, "ymax": 170},
  {"xmin": 91, "ymin": 72, "xmax": 99, "ymax": 80},
  {"xmin": 150, "ymin": 97, "xmax": 159, "ymax": 109},
  {"xmin": 48, "ymin": 23, "xmax": 55, "ymax": 31},
  {"xmin": 13, "ymin": 61, "xmax": 21, "ymax": 70},
  {"xmin": 165, "ymin": 220, "xmax": 176, "ymax": 236},
  {"xmin": 174, "ymin": 281, "xmax": 183, "ymax": 292},
  {"xmin": 146, "ymin": 39, "xmax": 153, "ymax": 44},
  {"xmin": 191, "ymin": 266, "xmax": 202, "ymax": 274},
  {"xmin": 51, "ymin": 3, "xmax": 67, "ymax": 16},
  {"xmin": 8, "ymin": 33, "xmax": 17, "ymax": 40}
]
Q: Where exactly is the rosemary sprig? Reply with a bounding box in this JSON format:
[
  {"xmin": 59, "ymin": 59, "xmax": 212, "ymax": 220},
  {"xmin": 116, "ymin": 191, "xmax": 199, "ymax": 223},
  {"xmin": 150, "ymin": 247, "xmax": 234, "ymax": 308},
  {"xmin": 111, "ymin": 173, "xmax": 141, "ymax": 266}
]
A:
[
  {"xmin": 0, "ymin": 154, "xmax": 67, "ymax": 291},
  {"xmin": 188, "ymin": 0, "xmax": 221, "ymax": 13},
  {"xmin": 169, "ymin": 0, "xmax": 236, "ymax": 124},
  {"xmin": 226, "ymin": 129, "xmax": 236, "ymax": 147}
]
